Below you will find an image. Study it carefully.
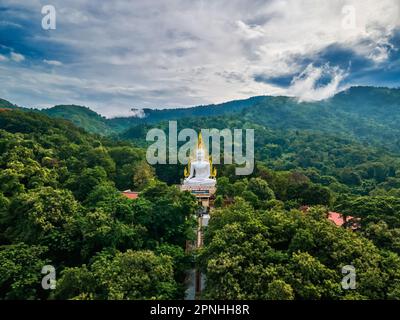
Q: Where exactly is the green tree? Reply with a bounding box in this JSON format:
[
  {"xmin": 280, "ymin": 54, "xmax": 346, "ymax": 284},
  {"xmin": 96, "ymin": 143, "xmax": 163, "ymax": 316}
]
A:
[
  {"xmin": 266, "ymin": 279, "xmax": 294, "ymax": 300},
  {"xmin": 54, "ymin": 249, "xmax": 178, "ymax": 300},
  {"xmin": 3, "ymin": 187, "xmax": 80, "ymax": 259},
  {"xmin": 247, "ymin": 177, "xmax": 275, "ymax": 201},
  {"xmin": 0, "ymin": 243, "xmax": 49, "ymax": 300},
  {"xmin": 133, "ymin": 181, "xmax": 198, "ymax": 246},
  {"xmin": 65, "ymin": 166, "xmax": 111, "ymax": 201}
]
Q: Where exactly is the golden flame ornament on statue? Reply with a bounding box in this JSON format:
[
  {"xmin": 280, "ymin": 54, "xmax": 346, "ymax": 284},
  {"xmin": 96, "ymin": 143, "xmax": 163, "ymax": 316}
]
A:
[
  {"xmin": 197, "ymin": 131, "xmax": 204, "ymax": 149},
  {"xmin": 184, "ymin": 159, "xmax": 190, "ymax": 178}
]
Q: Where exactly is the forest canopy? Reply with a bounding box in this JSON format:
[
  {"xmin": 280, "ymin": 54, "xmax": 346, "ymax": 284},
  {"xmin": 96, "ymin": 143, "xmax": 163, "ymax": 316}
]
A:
[{"xmin": 1, "ymin": 86, "xmax": 400, "ymax": 300}]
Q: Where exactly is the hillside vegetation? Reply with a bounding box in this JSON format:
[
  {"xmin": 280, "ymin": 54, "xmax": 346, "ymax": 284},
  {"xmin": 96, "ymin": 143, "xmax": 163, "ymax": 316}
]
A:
[
  {"xmin": 1, "ymin": 87, "xmax": 400, "ymax": 299},
  {"xmin": 0, "ymin": 110, "xmax": 197, "ymax": 299}
]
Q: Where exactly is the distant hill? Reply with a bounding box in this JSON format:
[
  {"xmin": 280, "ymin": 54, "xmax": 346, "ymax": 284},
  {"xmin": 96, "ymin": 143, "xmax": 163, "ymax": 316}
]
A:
[
  {"xmin": 0, "ymin": 96, "xmax": 268, "ymax": 134},
  {"xmin": 2, "ymin": 86, "xmax": 400, "ymax": 152},
  {"xmin": 107, "ymin": 95, "xmax": 267, "ymax": 131},
  {"xmin": 40, "ymin": 105, "xmax": 113, "ymax": 135},
  {"xmin": 117, "ymin": 86, "xmax": 400, "ymax": 152},
  {"xmin": 44, "ymin": 87, "xmax": 400, "ymax": 153},
  {"xmin": 0, "ymin": 98, "xmax": 19, "ymax": 109},
  {"xmin": 240, "ymin": 86, "xmax": 400, "ymax": 152}
]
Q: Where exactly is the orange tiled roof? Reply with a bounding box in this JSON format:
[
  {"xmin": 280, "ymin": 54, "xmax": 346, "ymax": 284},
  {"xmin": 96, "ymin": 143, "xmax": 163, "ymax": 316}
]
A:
[
  {"xmin": 121, "ymin": 190, "xmax": 139, "ymax": 199},
  {"xmin": 327, "ymin": 211, "xmax": 354, "ymax": 227}
]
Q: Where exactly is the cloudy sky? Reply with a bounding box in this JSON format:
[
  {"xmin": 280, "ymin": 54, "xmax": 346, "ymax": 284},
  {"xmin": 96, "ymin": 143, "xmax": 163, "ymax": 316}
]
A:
[{"xmin": 0, "ymin": 0, "xmax": 399, "ymax": 117}]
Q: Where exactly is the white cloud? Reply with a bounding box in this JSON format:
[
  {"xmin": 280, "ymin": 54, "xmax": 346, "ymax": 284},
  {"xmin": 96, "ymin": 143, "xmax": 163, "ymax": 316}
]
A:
[
  {"xmin": 0, "ymin": 54, "xmax": 8, "ymax": 62},
  {"xmin": 236, "ymin": 20, "xmax": 265, "ymax": 40},
  {"xmin": 10, "ymin": 52, "xmax": 25, "ymax": 62},
  {"xmin": 130, "ymin": 108, "xmax": 146, "ymax": 118},
  {"xmin": 288, "ymin": 64, "xmax": 347, "ymax": 102},
  {"xmin": 0, "ymin": 21, "xmax": 22, "ymax": 28},
  {"xmin": 43, "ymin": 59, "xmax": 63, "ymax": 66}
]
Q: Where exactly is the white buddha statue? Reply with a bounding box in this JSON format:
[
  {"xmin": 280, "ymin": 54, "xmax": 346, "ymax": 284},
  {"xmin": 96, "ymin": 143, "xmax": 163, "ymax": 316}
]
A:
[{"xmin": 183, "ymin": 133, "xmax": 216, "ymax": 187}]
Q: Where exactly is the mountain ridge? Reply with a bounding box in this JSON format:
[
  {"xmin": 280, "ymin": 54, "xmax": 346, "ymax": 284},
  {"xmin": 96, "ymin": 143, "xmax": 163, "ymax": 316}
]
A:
[{"xmin": 1, "ymin": 86, "xmax": 400, "ymax": 144}]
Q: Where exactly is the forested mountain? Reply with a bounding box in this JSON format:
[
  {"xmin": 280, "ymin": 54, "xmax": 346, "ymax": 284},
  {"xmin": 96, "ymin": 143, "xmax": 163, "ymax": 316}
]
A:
[
  {"xmin": 0, "ymin": 98, "xmax": 18, "ymax": 109},
  {"xmin": 242, "ymin": 87, "xmax": 400, "ymax": 153},
  {"xmin": 107, "ymin": 95, "xmax": 267, "ymax": 131},
  {"xmin": 41, "ymin": 105, "xmax": 112, "ymax": 136},
  {"xmin": 28, "ymin": 96, "xmax": 267, "ymax": 134},
  {"xmin": 118, "ymin": 86, "xmax": 400, "ymax": 152},
  {"xmin": 3, "ymin": 87, "xmax": 400, "ymax": 150}
]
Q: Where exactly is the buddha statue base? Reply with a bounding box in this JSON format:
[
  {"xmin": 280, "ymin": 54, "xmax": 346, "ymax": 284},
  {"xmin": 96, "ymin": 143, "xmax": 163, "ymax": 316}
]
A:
[{"xmin": 183, "ymin": 177, "xmax": 216, "ymax": 187}]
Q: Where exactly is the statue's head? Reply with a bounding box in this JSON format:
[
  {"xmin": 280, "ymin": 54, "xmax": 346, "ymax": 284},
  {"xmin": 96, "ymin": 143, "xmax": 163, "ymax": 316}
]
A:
[{"xmin": 196, "ymin": 148, "xmax": 205, "ymax": 161}]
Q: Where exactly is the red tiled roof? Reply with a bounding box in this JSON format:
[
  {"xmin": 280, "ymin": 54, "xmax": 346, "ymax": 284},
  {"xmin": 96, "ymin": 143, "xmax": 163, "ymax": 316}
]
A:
[
  {"xmin": 327, "ymin": 212, "xmax": 354, "ymax": 227},
  {"xmin": 122, "ymin": 190, "xmax": 139, "ymax": 199},
  {"xmin": 329, "ymin": 212, "xmax": 361, "ymax": 230},
  {"xmin": 299, "ymin": 206, "xmax": 358, "ymax": 228}
]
